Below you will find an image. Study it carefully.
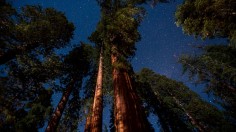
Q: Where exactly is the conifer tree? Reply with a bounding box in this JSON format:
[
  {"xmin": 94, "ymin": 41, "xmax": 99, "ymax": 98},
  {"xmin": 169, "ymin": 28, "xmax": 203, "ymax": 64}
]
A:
[
  {"xmin": 88, "ymin": 0, "xmax": 169, "ymax": 131},
  {"xmin": 0, "ymin": 52, "xmax": 61, "ymax": 131},
  {"xmin": 136, "ymin": 68, "xmax": 235, "ymax": 131},
  {"xmin": 85, "ymin": 48, "xmax": 103, "ymax": 132},
  {"xmin": 175, "ymin": 0, "xmax": 236, "ymax": 47},
  {"xmin": 179, "ymin": 45, "xmax": 236, "ymax": 123},
  {"xmin": 92, "ymin": 0, "xmax": 152, "ymax": 131},
  {"xmin": 46, "ymin": 44, "xmax": 95, "ymax": 131},
  {"xmin": 175, "ymin": 0, "xmax": 236, "ymax": 124},
  {"xmin": 0, "ymin": 1, "xmax": 74, "ymax": 64}
]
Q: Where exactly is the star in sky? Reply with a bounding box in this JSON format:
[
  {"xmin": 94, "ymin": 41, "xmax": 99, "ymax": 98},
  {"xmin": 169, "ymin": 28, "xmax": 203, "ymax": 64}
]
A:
[{"xmin": 11, "ymin": 0, "xmax": 227, "ymax": 131}]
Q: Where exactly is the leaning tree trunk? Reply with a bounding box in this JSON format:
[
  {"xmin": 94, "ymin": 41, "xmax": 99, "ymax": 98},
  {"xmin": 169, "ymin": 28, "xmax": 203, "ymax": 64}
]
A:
[
  {"xmin": 46, "ymin": 80, "xmax": 75, "ymax": 132},
  {"xmin": 172, "ymin": 96, "xmax": 205, "ymax": 132},
  {"xmin": 87, "ymin": 49, "xmax": 103, "ymax": 132},
  {"xmin": 111, "ymin": 45, "xmax": 148, "ymax": 132}
]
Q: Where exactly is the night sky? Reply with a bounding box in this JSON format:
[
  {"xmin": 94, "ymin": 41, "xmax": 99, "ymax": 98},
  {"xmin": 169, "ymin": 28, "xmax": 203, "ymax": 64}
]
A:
[{"xmin": 12, "ymin": 0, "xmax": 226, "ymax": 131}]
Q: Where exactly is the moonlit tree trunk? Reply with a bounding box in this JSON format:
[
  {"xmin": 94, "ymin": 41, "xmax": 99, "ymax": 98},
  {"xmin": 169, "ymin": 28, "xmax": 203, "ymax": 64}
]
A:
[
  {"xmin": 85, "ymin": 110, "xmax": 92, "ymax": 132},
  {"xmin": 89, "ymin": 49, "xmax": 103, "ymax": 132},
  {"xmin": 111, "ymin": 45, "xmax": 148, "ymax": 132},
  {"xmin": 46, "ymin": 80, "xmax": 75, "ymax": 132}
]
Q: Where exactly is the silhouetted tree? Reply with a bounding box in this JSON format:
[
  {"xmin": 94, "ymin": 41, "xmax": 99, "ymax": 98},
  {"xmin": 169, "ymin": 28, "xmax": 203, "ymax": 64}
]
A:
[{"xmin": 0, "ymin": 1, "xmax": 74, "ymax": 64}]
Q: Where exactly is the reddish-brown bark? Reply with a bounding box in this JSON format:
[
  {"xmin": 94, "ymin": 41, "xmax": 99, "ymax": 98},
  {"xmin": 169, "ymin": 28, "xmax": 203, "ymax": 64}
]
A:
[
  {"xmin": 89, "ymin": 50, "xmax": 103, "ymax": 132},
  {"xmin": 46, "ymin": 80, "xmax": 74, "ymax": 132},
  {"xmin": 111, "ymin": 45, "xmax": 148, "ymax": 132},
  {"xmin": 85, "ymin": 114, "xmax": 92, "ymax": 132}
]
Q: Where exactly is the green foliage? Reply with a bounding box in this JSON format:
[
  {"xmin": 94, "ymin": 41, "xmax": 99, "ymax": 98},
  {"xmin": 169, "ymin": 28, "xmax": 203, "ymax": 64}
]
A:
[
  {"xmin": 17, "ymin": 5, "xmax": 74, "ymax": 49},
  {"xmin": 0, "ymin": 55, "xmax": 58, "ymax": 130},
  {"xmin": 136, "ymin": 68, "xmax": 235, "ymax": 131},
  {"xmin": 0, "ymin": 2, "xmax": 95, "ymax": 131},
  {"xmin": 0, "ymin": 82, "xmax": 53, "ymax": 131},
  {"xmin": 0, "ymin": 54, "xmax": 61, "ymax": 131},
  {"xmin": 136, "ymin": 69, "xmax": 193, "ymax": 131},
  {"xmin": 176, "ymin": 0, "xmax": 236, "ymax": 124},
  {"xmin": 64, "ymin": 43, "xmax": 95, "ymax": 79},
  {"xmin": 175, "ymin": 0, "xmax": 236, "ymax": 46},
  {"xmin": 179, "ymin": 45, "xmax": 236, "ymax": 123},
  {"xmin": 91, "ymin": 0, "xmax": 146, "ymax": 72},
  {"xmin": 16, "ymin": 89, "xmax": 53, "ymax": 131},
  {"xmin": 0, "ymin": 1, "xmax": 75, "ymax": 64},
  {"xmin": 107, "ymin": 6, "xmax": 145, "ymax": 57},
  {"xmin": 55, "ymin": 43, "xmax": 96, "ymax": 131}
]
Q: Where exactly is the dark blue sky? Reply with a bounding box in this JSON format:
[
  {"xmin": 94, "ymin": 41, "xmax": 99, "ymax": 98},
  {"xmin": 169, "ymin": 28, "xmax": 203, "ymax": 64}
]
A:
[
  {"xmin": 12, "ymin": 0, "xmax": 224, "ymax": 87},
  {"xmin": 12, "ymin": 0, "xmax": 226, "ymax": 131}
]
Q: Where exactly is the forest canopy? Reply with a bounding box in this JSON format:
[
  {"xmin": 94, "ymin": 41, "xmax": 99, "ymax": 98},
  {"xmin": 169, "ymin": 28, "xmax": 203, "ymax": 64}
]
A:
[{"xmin": 0, "ymin": 0, "xmax": 236, "ymax": 131}]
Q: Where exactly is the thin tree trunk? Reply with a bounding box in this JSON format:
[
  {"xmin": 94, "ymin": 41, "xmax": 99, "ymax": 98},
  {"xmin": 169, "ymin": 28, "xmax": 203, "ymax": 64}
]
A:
[
  {"xmin": 172, "ymin": 96, "xmax": 205, "ymax": 132},
  {"xmin": 166, "ymin": 87, "xmax": 205, "ymax": 131},
  {"xmin": 111, "ymin": 45, "xmax": 148, "ymax": 132},
  {"xmin": 46, "ymin": 80, "xmax": 75, "ymax": 132},
  {"xmin": 89, "ymin": 49, "xmax": 103, "ymax": 132}
]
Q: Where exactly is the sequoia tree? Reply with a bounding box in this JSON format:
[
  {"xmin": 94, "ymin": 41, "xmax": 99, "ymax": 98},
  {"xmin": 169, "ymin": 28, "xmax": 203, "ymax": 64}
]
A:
[
  {"xmin": 89, "ymin": 0, "xmax": 171, "ymax": 131},
  {"xmin": 93, "ymin": 0, "xmax": 151, "ymax": 131},
  {"xmin": 85, "ymin": 49, "xmax": 103, "ymax": 132}
]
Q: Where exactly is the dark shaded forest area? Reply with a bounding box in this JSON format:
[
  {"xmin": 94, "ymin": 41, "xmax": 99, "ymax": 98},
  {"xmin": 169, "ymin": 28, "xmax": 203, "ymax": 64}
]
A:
[{"xmin": 0, "ymin": 0, "xmax": 235, "ymax": 131}]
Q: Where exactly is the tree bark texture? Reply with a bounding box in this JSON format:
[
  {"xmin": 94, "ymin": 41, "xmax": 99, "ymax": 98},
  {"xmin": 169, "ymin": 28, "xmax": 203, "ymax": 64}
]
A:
[
  {"xmin": 85, "ymin": 113, "xmax": 92, "ymax": 132},
  {"xmin": 89, "ymin": 50, "xmax": 103, "ymax": 132},
  {"xmin": 111, "ymin": 45, "xmax": 148, "ymax": 132},
  {"xmin": 46, "ymin": 80, "xmax": 75, "ymax": 132}
]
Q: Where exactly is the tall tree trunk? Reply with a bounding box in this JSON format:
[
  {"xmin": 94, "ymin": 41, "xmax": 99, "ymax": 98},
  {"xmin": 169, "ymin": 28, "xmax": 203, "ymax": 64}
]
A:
[
  {"xmin": 111, "ymin": 45, "xmax": 148, "ymax": 132},
  {"xmin": 85, "ymin": 111, "xmax": 92, "ymax": 132},
  {"xmin": 90, "ymin": 49, "xmax": 103, "ymax": 132},
  {"xmin": 46, "ymin": 80, "xmax": 75, "ymax": 132}
]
